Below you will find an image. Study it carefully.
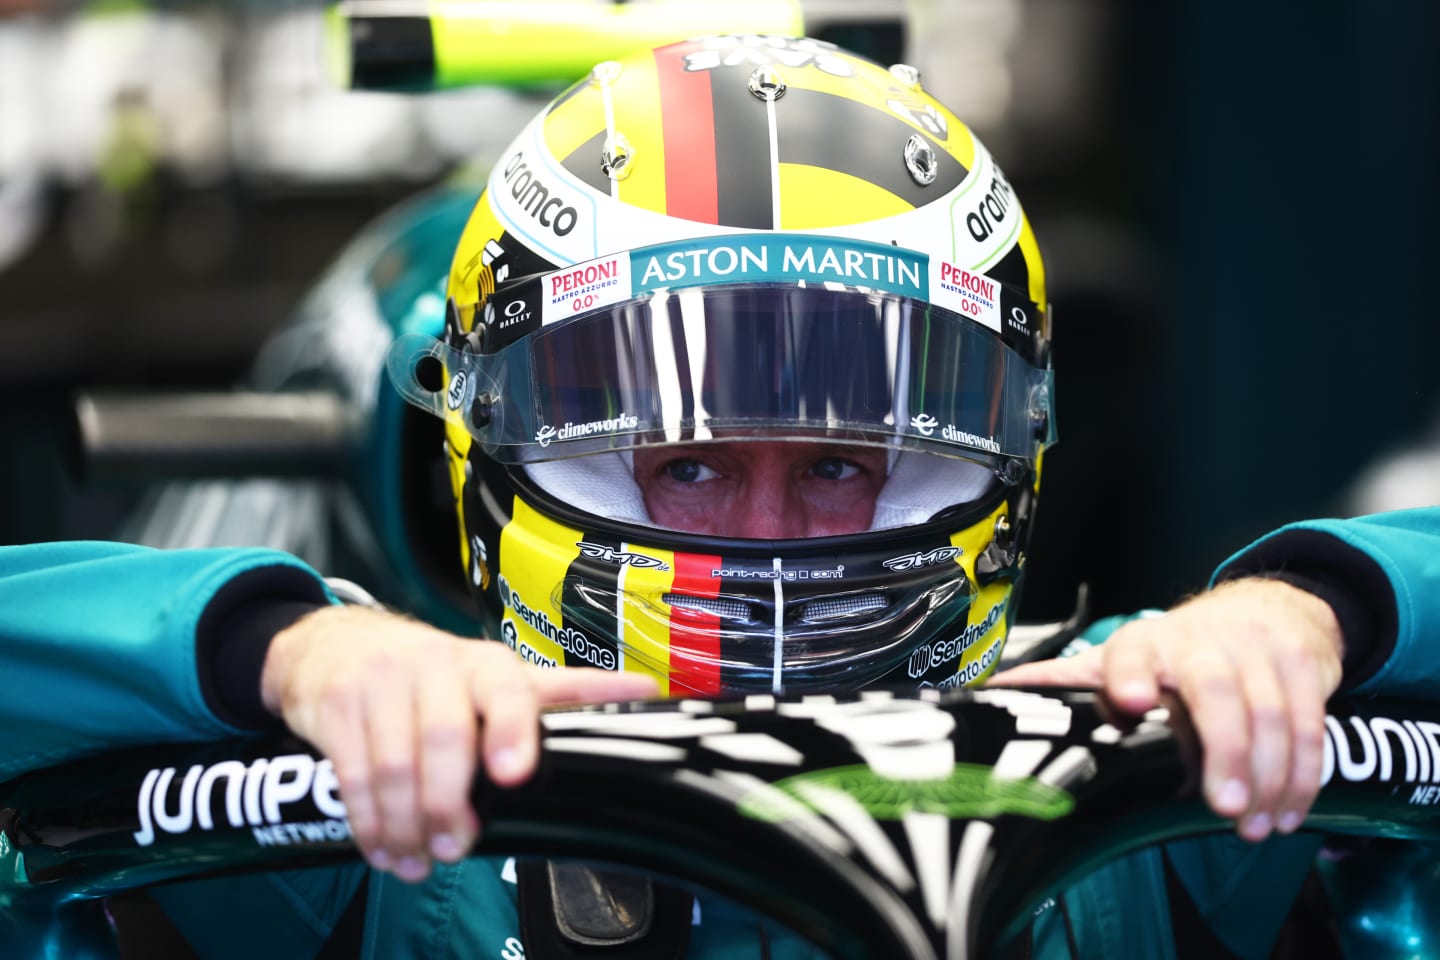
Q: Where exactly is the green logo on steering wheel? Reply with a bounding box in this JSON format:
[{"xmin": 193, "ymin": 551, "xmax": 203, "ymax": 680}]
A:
[{"xmin": 739, "ymin": 762, "xmax": 1074, "ymax": 822}]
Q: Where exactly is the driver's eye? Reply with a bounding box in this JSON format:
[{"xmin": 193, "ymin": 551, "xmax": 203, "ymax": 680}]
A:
[
  {"xmin": 811, "ymin": 458, "xmax": 859, "ymax": 481},
  {"xmin": 666, "ymin": 459, "xmax": 718, "ymax": 483}
]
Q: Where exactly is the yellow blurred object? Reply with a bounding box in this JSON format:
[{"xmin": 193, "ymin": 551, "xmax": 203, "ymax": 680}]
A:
[{"xmin": 330, "ymin": 0, "xmax": 806, "ymax": 91}]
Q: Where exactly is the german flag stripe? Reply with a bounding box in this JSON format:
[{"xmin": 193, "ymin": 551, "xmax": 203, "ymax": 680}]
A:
[
  {"xmin": 710, "ymin": 68, "xmax": 776, "ymax": 228},
  {"xmin": 499, "ymin": 501, "xmax": 582, "ymax": 668},
  {"xmin": 655, "ymin": 49, "xmax": 718, "ymax": 224},
  {"xmin": 668, "ymin": 551, "xmax": 723, "ymax": 695},
  {"xmin": 559, "ymin": 533, "xmax": 622, "ymax": 670},
  {"xmin": 777, "ymin": 88, "xmax": 966, "ymax": 206},
  {"xmin": 611, "ymin": 52, "xmax": 667, "ymax": 213},
  {"xmin": 718, "ymin": 566, "xmax": 771, "ymax": 692},
  {"xmin": 616, "ymin": 543, "xmax": 679, "ymax": 685},
  {"xmin": 777, "ymin": 163, "xmax": 913, "ymax": 228}
]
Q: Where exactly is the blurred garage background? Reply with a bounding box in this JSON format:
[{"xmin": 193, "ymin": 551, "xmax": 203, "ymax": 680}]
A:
[{"xmin": 1, "ymin": 0, "xmax": 1436, "ymax": 625}]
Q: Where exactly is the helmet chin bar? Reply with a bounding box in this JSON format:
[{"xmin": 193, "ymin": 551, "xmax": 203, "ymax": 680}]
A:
[
  {"xmin": 465, "ymin": 453, "xmax": 1033, "ymax": 697},
  {"xmin": 561, "ymin": 567, "xmax": 975, "ymax": 696}
]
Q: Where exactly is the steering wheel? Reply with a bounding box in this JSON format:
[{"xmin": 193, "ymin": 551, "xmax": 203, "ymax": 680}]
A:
[{"xmin": 4, "ymin": 688, "xmax": 1439, "ymax": 959}]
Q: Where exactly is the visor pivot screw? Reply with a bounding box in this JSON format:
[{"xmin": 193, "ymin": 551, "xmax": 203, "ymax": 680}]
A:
[
  {"xmin": 1028, "ymin": 383, "xmax": 1051, "ymax": 441},
  {"xmin": 589, "ymin": 60, "xmax": 623, "ymax": 86},
  {"xmin": 888, "ymin": 63, "xmax": 923, "ymax": 88},
  {"xmin": 470, "ymin": 394, "xmax": 495, "ymax": 429},
  {"xmin": 748, "ymin": 66, "xmax": 787, "ymax": 101},
  {"xmin": 904, "ymin": 134, "xmax": 938, "ymax": 185},
  {"xmin": 600, "ymin": 132, "xmax": 634, "ymax": 181},
  {"xmin": 1031, "ymin": 407, "xmax": 1049, "ymax": 440}
]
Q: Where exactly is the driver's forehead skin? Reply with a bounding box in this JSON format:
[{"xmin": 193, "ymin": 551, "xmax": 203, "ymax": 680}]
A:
[{"xmin": 631, "ymin": 440, "xmax": 890, "ymax": 540}]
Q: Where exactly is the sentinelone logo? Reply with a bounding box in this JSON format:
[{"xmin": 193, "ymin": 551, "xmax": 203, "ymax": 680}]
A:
[
  {"xmin": 498, "ymin": 574, "xmax": 617, "ymax": 669},
  {"xmin": 908, "ymin": 599, "xmax": 1006, "ymax": 680}
]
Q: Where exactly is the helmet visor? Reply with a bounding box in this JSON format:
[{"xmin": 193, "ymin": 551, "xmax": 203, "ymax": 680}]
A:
[{"xmin": 390, "ymin": 283, "xmax": 1053, "ymax": 465}]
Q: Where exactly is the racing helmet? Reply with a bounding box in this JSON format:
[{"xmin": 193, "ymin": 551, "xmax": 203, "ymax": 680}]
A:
[{"xmin": 388, "ymin": 35, "xmax": 1055, "ymax": 696}]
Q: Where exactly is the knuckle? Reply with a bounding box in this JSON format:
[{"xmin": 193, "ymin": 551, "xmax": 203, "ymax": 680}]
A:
[
  {"xmin": 420, "ymin": 724, "xmax": 472, "ymax": 751},
  {"xmin": 1184, "ymin": 671, "xmax": 1235, "ymax": 704},
  {"xmin": 317, "ymin": 683, "xmax": 359, "ymax": 717},
  {"xmin": 1249, "ymin": 702, "xmax": 1288, "ymax": 735},
  {"xmin": 371, "ymin": 759, "xmax": 413, "ymax": 791},
  {"xmin": 334, "ymin": 769, "xmax": 371, "ymax": 799},
  {"xmin": 1292, "ymin": 721, "xmax": 1326, "ymax": 757}
]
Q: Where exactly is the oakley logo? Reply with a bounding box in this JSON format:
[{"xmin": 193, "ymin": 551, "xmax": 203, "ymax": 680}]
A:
[
  {"xmin": 577, "ymin": 542, "xmax": 671, "ymax": 571},
  {"xmin": 911, "ymin": 413, "xmax": 939, "ymax": 436},
  {"xmin": 883, "ymin": 546, "xmax": 961, "ymax": 571}
]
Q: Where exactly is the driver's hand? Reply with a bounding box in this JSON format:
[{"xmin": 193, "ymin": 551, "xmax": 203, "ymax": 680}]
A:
[
  {"xmin": 260, "ymin": 605, "xmax": 657, "ymax": 882},
  {"xmin": 989, "ymin": 577, "xmax": 1343, "ymax": 842}
]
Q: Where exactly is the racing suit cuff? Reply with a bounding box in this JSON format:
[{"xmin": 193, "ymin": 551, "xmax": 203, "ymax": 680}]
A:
[
  {"xmin": 196, "ymin": 566, "xmax": 333, "ymax": 728},
  {"xmin": 1214, "ymin": 529, "xmax": 1397, "ymax": 691}
]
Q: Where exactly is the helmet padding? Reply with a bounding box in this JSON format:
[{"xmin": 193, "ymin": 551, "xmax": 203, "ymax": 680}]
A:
[{"xmin": 525, "ymin": 449, "xmax": 996, "ymax": 533}]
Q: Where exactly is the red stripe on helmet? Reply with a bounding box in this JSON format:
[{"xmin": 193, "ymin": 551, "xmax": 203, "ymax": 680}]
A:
[
  {"xmin": 655, "ymin": 47, "xmax": 718, "ymax": 224},
  {"xmin": 668, "ymin": 550, "xmax": 723, "ymax": 695}
]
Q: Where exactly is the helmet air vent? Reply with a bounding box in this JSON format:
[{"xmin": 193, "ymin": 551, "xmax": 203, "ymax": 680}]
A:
[
  {"xmin": 664, "ymin": 593, "xmax": 754, "ymax": 622},
  {"xmin": 747, "ymin": 66, "xmax": 786, "ymax": 101},
  {"xmin": 798, "ymin": 593, "xmax": 889, "ymax": 624},
  {"xmin": 904, "ymin": 134, "xmax": 937, "ymax": 186}
]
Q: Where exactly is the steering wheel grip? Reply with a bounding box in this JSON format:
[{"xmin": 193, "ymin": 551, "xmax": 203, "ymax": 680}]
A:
[{"xmin": 6, "ymin": 689, "xmax": 1440, "ymax": 959}]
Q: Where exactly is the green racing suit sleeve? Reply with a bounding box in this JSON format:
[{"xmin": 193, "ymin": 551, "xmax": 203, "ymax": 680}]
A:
[
  {"xmin": 1212, "ymin": 506, "xmax": 1440, "ymax": 696},
  {"xmin": 1072, "ymin": 506, "xmax": 1440, "ymax": 960},
  {"xmin": 0, "ymin": 539, "xmax": 333, "ymax": 782}
]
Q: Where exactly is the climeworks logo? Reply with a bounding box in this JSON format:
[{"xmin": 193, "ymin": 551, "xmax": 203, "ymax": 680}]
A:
[
  {"xmin": 911, "ymin": 414, "xmax": 939, "ymax": 436},
  {"xmin": 535, "ymin": 413, "xmax": 639, "ymax": 447}
]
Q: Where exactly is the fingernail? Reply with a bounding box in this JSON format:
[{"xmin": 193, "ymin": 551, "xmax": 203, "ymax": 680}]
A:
[
  {"xmin": 431, "ymin": 833, "xmax": 466, "ymax": 861},
  {"xmin": 489, "ymin": 747, "xmax": 526, "ymax": 782},
  {"xmin": 1210, "ymin": 778, "xmax": 1248, "ymax": 814},
  {"xmin": 367, "ymin": 850, "xmax": 392, "ymax": 871},
  {"xmin": 1241, "ymin": 813, "xmax": 1272, "ymax": 840},
  {"xmin": 1277, "ymin": 810, "xmax": 1303, "ymax": 834},
  {"xmin": 395, "ymin": 856, "xmax": 429, "ymax": 882},
  {"xmin": 1118, "ymin": 680, "xmax": 1151, "ymax": 702}
]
